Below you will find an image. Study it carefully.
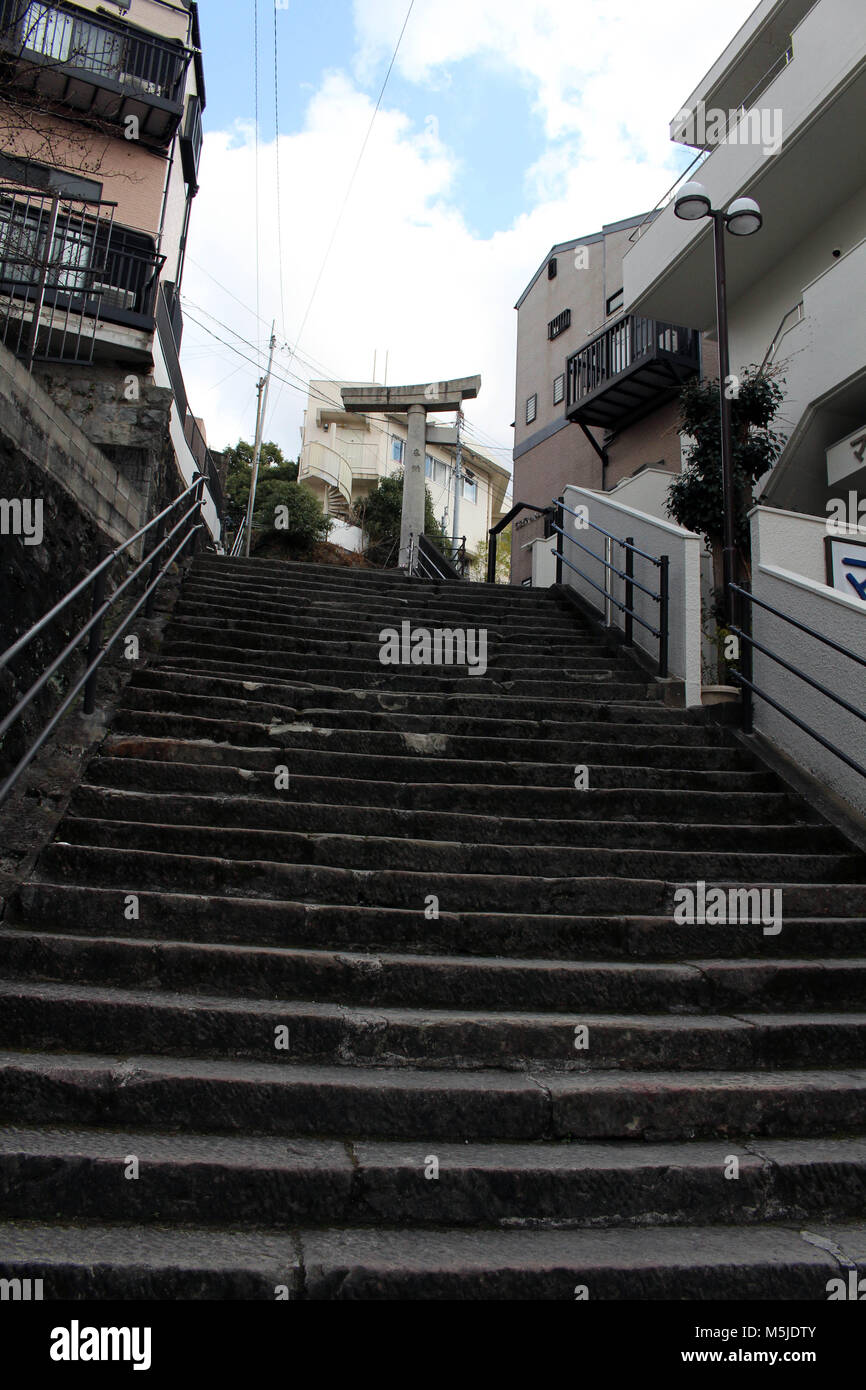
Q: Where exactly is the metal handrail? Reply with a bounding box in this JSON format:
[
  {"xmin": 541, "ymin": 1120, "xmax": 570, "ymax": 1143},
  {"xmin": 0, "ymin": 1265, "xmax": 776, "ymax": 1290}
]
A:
[
  {"xmin": 0, "ymin": 477, "xmax": 205, "ymax": 807},
  {"xmin": 552, "ymin": 497, "xmax": 669, "ymax": 678},
  {"xmin": 728, "ymin": 581, "xmax": 866, "ymax": 778}
]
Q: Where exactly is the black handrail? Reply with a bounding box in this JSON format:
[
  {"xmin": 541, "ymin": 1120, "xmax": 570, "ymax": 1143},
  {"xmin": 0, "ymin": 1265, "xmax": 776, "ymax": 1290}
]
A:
[
  {"xmin": 551, "ymin": 498, "xmax": 669, "ymax": 678},
  {"xmin": 0, "ymin": 476, "xmax": 205, "ymax": 807},
  {"xmin": 728, "ymin": 582, "xmax": 866, "ymax": 778},
  {"xmin": 486, "ymin": 502, "xmax": 554, "ymax": 583}
]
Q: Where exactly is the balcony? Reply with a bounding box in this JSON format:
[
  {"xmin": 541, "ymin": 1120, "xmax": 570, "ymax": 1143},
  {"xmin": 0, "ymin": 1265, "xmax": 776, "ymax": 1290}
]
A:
[
  {"xmin": 565, "ymin": 314, "xmax": 700, "ymax": 433},
  {"xmin": 0, "ymin": 0, "xmax": 192, "ymax": 144},
  {"xmin": 0, "ymin": 184, "xmax": 164, "ymax": 362}
]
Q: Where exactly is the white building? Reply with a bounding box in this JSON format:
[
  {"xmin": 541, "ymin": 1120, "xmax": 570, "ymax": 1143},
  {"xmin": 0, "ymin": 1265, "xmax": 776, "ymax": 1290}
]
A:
[{"xmin": 299, "ymin": 379, "xmax": 511, "ymax": 561}]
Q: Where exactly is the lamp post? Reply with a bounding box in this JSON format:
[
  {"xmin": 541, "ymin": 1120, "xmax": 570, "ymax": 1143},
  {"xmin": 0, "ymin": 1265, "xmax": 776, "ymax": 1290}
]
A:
[{"xmin": 674, "ymin": 182, "xmax": 762, "ymax": 628}]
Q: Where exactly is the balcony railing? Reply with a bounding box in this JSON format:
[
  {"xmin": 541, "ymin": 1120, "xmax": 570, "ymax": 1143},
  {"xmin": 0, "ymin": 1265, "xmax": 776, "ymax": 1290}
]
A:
[
  {"xmin": 0, "ymin": 184, "xmax": 163, "ymax": 362},
  {"xmin": 566, "ymin": 313, "xmax": 700, "ymax": 432},
  {"xmin": 0, "ymin": 0, "xmax": 191, "ymax": 141}
]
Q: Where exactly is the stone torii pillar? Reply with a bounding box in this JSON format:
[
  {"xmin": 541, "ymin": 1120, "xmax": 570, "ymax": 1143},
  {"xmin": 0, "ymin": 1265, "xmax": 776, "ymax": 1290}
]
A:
[{"xmin": 341, "ymin": 375, "xmax": 480, "ymax": 568}]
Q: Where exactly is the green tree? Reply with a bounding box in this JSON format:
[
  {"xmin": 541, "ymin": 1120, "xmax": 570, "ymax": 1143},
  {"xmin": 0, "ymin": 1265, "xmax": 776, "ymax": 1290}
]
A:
[
  {"xmin": 223, "ymin": 439, "xmax": 299, "ymax": 517},
  {"xmin": 354, "ymin": 472, "xmax": 449, "ymax": 567},
  {"xmin": 473, "ymin": 526, "xmax": 511, "ymax": 583}
]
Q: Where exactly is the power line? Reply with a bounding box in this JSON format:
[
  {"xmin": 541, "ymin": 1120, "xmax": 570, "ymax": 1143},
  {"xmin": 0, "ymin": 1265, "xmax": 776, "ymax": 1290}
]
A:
[
  {"xmin": 285, "ymin": 0, "xmax": 415, "ymax": 368},
  {"xmin": 273, "ymin": 0, "xmax": 287, "ymax": 334}
]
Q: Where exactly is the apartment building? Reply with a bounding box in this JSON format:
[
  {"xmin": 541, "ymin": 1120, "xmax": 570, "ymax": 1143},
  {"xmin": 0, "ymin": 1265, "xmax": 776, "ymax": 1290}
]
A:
[
  {"xmin": 623, "ymin": 0, "xmax": 866, "ymax": 537},
  {"xmin": 0, "ymin": 0, "xmax": 221, "ymax": 536},
  {"xmin": 299, "ymin": 378, "xmax": 511, "ymax": 562},
  {"xmin": 511, "ymin": 216, "xmax": 712, "ymax": 585}
]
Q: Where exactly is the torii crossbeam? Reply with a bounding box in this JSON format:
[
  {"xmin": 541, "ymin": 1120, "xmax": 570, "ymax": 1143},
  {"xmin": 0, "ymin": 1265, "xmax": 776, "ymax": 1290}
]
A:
[{"xmin": 341, "ymin": 375, "xmax": 481, "ymax": 568}]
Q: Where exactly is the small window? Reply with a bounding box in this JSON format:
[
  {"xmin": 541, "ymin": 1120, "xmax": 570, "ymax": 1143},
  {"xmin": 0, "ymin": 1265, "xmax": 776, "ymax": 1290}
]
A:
[
  {"xmin": 553, "ymin": 374, "xmax": 565, "ymax": 406},
  {"xmin": 424, "ymin": 453, "xmax": 433, "ymax": 477},
  {"xmin": 434, "ymin": 459, "xmax": 447, "ymax": 484},
  {"xmin": 606, "ymin": 287, "xmax": 624, "ymax": 316},
  {"xmin": 392, "ymin": 437, "xmax": 404, "ymax": 463},
  {"xmin": 525, "ymin": 393, "xmax": 537, "ymax": 425},
  {"xmin": 547, "ymin": 258, "xmax": 557, "ymax": 280},
  {"xmin": 462, "ymin": 478, "xmax": 477, "ymax": 504},
  {"xmin": 548, "ymin": 308, "xmax": 571, "ymax": 340}
]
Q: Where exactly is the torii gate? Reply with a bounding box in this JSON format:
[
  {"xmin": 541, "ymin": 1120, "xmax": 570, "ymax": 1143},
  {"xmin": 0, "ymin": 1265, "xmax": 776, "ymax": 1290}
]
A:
[{"xmin": 341, "ymin": 375, "xmax": 481, "ymax": 568}]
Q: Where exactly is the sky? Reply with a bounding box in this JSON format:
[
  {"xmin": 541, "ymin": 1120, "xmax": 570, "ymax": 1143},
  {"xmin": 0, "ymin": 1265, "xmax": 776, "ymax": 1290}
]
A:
[{"xmin": 181, "ymin": 0, "xmax": 761, "ymax": 476}]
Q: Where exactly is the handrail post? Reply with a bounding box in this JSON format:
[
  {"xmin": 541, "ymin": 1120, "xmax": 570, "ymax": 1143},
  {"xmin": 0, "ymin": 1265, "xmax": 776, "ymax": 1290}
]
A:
[
  {"xmin": 144, "ymin": 515, "xmax": 166, "ymax": 618},
  {"xmin": 191, "ymin": 473, "xmax": 204, "ymax": 557},
  {"xmin": 487, "ymin": 529, "xmax": 497, "ymax": 584},
  {"xmin": 740, "ymin": 587, "xmax": 754, "ymax": 733},
  {"xmin": 658, "ymin": 555, "xmax": 670, "ymax": 679},
  {"xmin": 624, "ymin": 538, "xmax": 634, "ymax": 645},
  {"xmin": 555, "ymin": 495, "xmax": 564, "ymax": 585},
  {"xmin": 604, "ymin": 536, "xmax": 613, "ymax": 627},
  {"xmin": 83, "ymin": 547, "xmax": 109, "ymax": 716}
]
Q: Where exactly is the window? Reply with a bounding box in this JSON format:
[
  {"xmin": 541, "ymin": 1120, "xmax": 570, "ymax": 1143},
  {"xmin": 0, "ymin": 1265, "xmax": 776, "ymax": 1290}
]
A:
[
  {"xmin": 547, "ymin": 258, "xmax": 557, "ymax": 280},
  {"xmin": 525, "ymin": 393, "xmax": 537, "ymax": 425},
  {"xmin": 462, "ymin": 477, "xmax": 477, "ymax": 504},
  {"xmin": 606, "ymin": 287, "xmax": 624, "ymax": 316},
  {"xmin": 392, "ymin": 437, "xmax": 405, "ymax": 463},
  {"xmin": 548, "ymin": 308, "xmax": 571, "ymax": 340},
  {"xmin": 553, "ymin": 373, "xmax": 565, "ymax": 406},
  {"xmin": 424, "ymin": 453, "xmax": 433, "ymax": 477}
]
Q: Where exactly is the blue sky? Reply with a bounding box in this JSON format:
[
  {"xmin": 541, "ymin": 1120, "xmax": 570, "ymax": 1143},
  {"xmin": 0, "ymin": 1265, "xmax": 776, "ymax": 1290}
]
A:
[
  {"xmin": 182, "ymin": 0, "xmax": 760, "ymax": 458},
  {"xmin": 197, "ymin": 0, "xmax": 548, "ymax": 240}
]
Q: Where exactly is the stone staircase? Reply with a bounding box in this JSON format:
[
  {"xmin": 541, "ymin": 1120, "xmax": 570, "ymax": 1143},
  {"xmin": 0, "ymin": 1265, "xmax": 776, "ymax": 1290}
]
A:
[{"xmin": 1, "ymin": 553, "xmax": 865, "ymax": 1300}]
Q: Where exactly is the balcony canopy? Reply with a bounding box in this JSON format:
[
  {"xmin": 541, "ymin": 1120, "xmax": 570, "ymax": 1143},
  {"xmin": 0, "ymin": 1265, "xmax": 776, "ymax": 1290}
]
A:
[
  {"xmin": 0, "ymin": 0, "xmax": 192, "ymax": 144},
  {"xmin": 566, "ymin": 313, "xmax": 700, "ymax": 433}
]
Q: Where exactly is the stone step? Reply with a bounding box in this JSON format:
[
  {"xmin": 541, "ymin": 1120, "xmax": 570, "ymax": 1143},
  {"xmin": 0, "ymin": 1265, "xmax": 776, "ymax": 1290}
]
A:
[
  {"xmin": 2, "ymin": 980, "xmax": 866, "ymax": 1069},
  {"xmin": 3, "ymin": 929, "xmax": 865, "ymax": 1013},
  {"xmin": 0, "ymin": 1215, "xmax": 859, "ymax": 1299},
  {"xmin": 53, "ymin": 814, "xmax": 863, "ymax": 885},
  {"xmin": 65, "ymin": 788, "xmax": 833, "ymax": 851},
  {"xmin": 96, "ymin": 738, "xmax": 778, "ymax": 793},
  {"xmin": 118, "ymin": 683, "xmax": 733, "ymax": 746},
  {"xmin": 83, "ymin": 756, "xmax": 792, "ymax": 811},
  {"xmin": 14, "ymin": 884, "xmax": 864, "ymax": 959},
  {"xmin": 106, "ymin": 709, "xmax": 757, "ymax": 771},
  {"xmin": 1, "ymin": 1050, "xmax": 866, "ymax": 1141},
  {"xmin": 128, "ymin": 667, "xmax": 677, "ymax": 723},
  {"xmin": 156, "ymin": 649, "xmax": 649, "ymax": 700},
  {"xmin": 3, "ymin": 1126, "xmax": 866, "ymax": 1230}
]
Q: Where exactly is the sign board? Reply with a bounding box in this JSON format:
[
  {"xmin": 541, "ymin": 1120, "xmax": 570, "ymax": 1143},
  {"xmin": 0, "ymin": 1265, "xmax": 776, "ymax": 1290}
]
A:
[
  {"xmin": 826, "ymin": 423, "xmax": 866, "ymax": 487},
  {"xmin": 825, "ymin": 534, "xmax": 866, "ymax": 602}
]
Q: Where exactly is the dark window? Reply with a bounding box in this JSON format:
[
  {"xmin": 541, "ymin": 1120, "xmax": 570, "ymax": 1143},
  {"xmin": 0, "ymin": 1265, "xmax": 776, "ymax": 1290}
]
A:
[
  {"xmin": 547, "ymin": 257, "xmax": 557, "ymax": 279},
  {"xmin": 548, "ymin": 308, "xmax": 571, "ymax": 340},
  {"xmin": 525, "ymin": 393, "xmax": 537, "ymax": 425},
  {"xmin": 606, "ymin": 287, "xmax": 624, "ymax": 316}
]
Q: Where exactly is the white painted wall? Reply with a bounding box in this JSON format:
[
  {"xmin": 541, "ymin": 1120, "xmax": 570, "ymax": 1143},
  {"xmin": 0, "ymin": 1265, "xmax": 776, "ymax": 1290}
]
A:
[
  {"xmin": 561, "ymin": 485, "xmax": 703, "ymax": 705},
  {"xmin": 328, "ymin": 521, "xmax": 364, "ymax": 553},
  {"xmin": 528, "ymin": 535, "xmax": 556, "ymax": 588},
  {"xmin": 749, "ymin": 516, "xmax": 866, "ymax": 817}
]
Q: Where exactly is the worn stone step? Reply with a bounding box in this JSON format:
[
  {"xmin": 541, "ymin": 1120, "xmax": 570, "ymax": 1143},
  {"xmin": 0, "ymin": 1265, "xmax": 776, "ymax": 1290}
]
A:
[
  {"xmin": 157, "ymin": 649, "xmax": 649, "ymax": 699},
  {"xmin": 83, "ymin": 756, "xmax": 793, "ymax": 816},
  {"xmin": 3, "ymin": 980, "xmax": 866, "ymax": 1069},
  {"xmin": 4, "ymin": 1127, "xmax": 866, "ymax": 1230},
  {"xmin": 106, "ymin": 710, "xmax": 757, "ymax": 771},
  {"xmin": 3, "ymin": 930, "xmax": 865, "ymax": 1013},
  {"xmin": 65, "ymin": 788, "xmax": 833, "ymax": 852},
  {"xmin": 11, "ymin": 883, "xmax": 865, "ymax": 959},
  {"xmin": 2, "ymin": 1049, "xmax": 865, "ymax": 1141},
  {"xmin": 96, "ymin": 737, "xmax": 777, "ymax": 793},
  {"xmin": 128, "ymin": 667, "xmax": 697, "ymax": 725},
  {"xmin": 118, "ymin": 683, "xmax": 735, "ymax": 747},
  {"xmin": 53, "ymin": 814, "xmax": 862, "ymax": 885}
]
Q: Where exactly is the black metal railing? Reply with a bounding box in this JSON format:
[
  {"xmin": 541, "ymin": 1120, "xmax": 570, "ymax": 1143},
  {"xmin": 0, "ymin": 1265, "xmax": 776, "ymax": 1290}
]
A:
[
  {"xmin": 0, "ymin": 185, "xmax": 163, "ymax": 361},
  {"xmin": 155, "ymin": 283, "xmax": 224, "ymax": 518},
  {"xmin": 0, "ymin": 0, "xmax": 190, "ymax": 105},
  {"xmin": 566, "ymin": 314, "xmax": 700, "ymax": 407},
  {"xmin": 486, "ymin": 501, "xmax": 554, "ymax": 583},
  {"xmin": 0, "ymin": 477, "xmax": 205, "ymax": 808},
  {"xmin": 409, "ymin": 532, "xmax": 464, "ymax": 582},
  {"xmin": 551, "ymin": 497, "xmax": 670, "ymax": 678},
  {"xmin": 728, "ymin": 583, "xmax": 866, "ymax": 778}
]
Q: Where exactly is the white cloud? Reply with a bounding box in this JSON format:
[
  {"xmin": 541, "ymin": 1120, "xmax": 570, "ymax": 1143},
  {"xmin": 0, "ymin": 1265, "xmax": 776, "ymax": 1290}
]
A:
[{"xmin": 181, "ymin": 0, "xmax": 759, "ymax": 481}]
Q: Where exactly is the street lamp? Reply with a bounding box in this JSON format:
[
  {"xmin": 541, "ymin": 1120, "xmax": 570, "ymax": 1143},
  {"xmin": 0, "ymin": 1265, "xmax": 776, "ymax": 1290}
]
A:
[{"xmin": 674, "ymin": 181, "xmax": 762, "ymax": 627}]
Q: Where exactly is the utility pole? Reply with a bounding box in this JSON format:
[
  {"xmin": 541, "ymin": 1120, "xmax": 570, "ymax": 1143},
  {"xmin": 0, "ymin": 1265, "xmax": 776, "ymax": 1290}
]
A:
[{"xmin": 244, "ymin": 322, "xmax": 276, "ymax": 558}]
